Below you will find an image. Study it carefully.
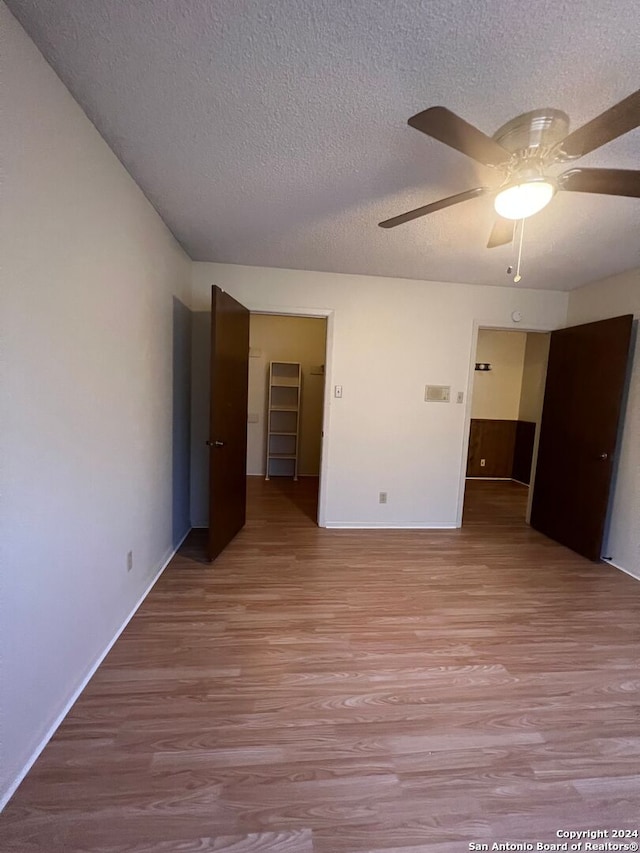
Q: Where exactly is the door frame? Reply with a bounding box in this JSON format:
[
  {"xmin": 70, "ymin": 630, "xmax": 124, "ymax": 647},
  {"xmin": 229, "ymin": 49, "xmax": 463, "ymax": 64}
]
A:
[
  {"xmin": 455, "ymin": 319, "xmax": 557, "ymax": 528},
  {"xmin": 244, "ymin": 303, "xmax": 335, "ymax": 528}
]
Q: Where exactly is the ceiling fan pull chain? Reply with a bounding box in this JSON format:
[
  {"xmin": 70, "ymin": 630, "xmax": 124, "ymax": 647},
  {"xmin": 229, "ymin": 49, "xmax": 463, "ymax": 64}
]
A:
[{"xmin": 514, "ymin": 218, "xmax": 525, "ymax": 283}]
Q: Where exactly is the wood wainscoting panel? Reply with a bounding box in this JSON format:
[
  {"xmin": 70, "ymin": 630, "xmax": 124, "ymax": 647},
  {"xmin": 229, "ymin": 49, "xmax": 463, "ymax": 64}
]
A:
[{"xmin": 467, "ymin": 419, "xmax": 517, "ymax": 478}]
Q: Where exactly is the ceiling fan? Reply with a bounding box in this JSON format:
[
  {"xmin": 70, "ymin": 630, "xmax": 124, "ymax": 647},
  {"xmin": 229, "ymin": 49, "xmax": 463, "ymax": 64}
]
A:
[{"xmin": 379, "ymin": 89, "xmax": 640, "ymax": 248}]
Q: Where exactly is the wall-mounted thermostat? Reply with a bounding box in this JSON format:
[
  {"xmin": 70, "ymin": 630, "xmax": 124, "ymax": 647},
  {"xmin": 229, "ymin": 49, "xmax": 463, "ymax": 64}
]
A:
[{"xmin": 424, "ymin": 385, "xmax": 451, "ymax": 402}]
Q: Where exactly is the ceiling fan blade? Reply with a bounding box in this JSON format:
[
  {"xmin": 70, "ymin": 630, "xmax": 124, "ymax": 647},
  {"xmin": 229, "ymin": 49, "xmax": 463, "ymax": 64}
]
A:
[
  {"xmin": 408, "ymin": 107, "xmax": 511, "ymax": 167},
  {"xmin": 487, "ymin": 217, "xmax": 515, "ymax": 248},
  {"xmin": 379, "ymin": 187, "xmax": 487, "ymax": 229},
  {"xmin": 559, "ymin": 167, "xmax": 640, "ymax": 198},
  {"xmin": 558, "ymin": 89, "xmax": 640, "ymax": 158}
]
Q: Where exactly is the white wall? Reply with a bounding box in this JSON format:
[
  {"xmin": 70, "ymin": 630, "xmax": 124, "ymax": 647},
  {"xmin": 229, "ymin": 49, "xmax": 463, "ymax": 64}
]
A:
[
  {"xmin": 567, "ymin": 268, "xmax": 640, "ymax": 579},
  {"xmin": 191, "ymin": 263, "xmax": 568, "ymax": 527},
  {"xmin": 471, "ymin": 330, "xmax": 527, "ymax": 420},
  {"xmin": 0, "ymin": 5, "xmax": 192, "ymax": 806},
  {"xmin": 248, "ymin": 315, "xmax": 326, "ymax": 476},
  {"xmin": 519, "ymin": 332, "xmax": 551, "ymax": 423}
]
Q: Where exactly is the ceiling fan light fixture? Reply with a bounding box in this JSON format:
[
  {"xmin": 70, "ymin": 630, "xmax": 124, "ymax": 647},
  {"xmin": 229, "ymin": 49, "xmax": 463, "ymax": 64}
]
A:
[{"xmin": 494, "ymin": 179, "xmax": 556, "ymax": 220}]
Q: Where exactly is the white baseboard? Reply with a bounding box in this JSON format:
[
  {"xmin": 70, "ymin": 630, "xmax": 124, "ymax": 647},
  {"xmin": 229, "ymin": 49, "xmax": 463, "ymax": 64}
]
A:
[
  {"xmin": 324, "ymin": 521, "xmax": 457, "ymax": 529},
  {"xmin": 603, "ymin": 558, "xmax": 640, "ymax": 582},
  {"xmin": 0, "ymin": 527, "xmax": 191, "ymax": 812}
]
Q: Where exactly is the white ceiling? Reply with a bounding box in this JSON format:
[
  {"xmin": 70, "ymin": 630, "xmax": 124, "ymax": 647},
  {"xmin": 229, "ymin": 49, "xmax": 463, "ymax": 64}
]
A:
[{"xmin": 7, "ymin": 0, "xmax": 640, "ymax": 290}]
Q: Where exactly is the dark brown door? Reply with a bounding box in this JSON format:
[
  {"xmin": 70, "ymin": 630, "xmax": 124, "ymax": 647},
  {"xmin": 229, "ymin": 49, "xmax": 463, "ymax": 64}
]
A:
[
  {"xmin": 208, "ymin": 286, "xmax": 250, "ymax": 561},
  {"xmin": 530, "ymin": 314, "xmax": 633, "ymax": 561}
]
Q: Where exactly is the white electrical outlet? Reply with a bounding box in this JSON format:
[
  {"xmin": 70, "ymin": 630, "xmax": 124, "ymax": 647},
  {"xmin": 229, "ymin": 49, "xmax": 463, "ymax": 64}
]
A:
[
  {"xmin": 379, "ymin": 491, "xmax": 388, "ymax": 504},
  {"xmin": 480, "ymin": 459, "xmax": 486, "ymax": 468},
  {"xmin": 127, "ymin": 550, "xmax": 133, "ymax": 572}
]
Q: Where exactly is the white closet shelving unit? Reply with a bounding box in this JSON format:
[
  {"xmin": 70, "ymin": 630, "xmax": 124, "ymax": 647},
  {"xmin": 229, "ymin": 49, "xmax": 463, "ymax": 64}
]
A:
[{"xmin": 265, "ymin": 361, "xmax": 301, "ymax": 480}]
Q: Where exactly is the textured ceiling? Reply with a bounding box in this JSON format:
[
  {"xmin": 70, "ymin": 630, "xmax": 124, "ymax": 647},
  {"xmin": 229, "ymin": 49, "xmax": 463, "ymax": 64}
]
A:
[{"xmin": 7, "ymin": 0, "xmax": 640, "ymax": 290}]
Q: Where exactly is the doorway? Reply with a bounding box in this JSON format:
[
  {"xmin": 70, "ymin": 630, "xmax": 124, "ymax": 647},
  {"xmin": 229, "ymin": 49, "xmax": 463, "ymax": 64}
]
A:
[
  {"xmin": 247, "ymin": 313, "xmax": 328, "ymax": 524},
  {"xmin": 190, "ymin": 300, "xmax": 333, "ymax": 545},
  {"xmin": 462, "ymin": 328, "xmax": 550, "ymax": 524}
]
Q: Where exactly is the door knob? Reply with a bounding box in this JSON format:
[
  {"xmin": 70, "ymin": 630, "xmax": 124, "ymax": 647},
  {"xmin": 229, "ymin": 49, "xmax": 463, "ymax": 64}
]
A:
[
  {"xmin": 206, "ymin": 440, "xmax": 226, "ymax": 447},
  {"xmin": 599, "ymin": 452, "xmax": 609, "ymax": 460}
]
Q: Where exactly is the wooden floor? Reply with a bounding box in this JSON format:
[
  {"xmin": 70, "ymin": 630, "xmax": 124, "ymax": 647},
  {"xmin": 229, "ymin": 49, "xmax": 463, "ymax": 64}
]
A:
[{"xmin": 2, "ymin": 478, "xmax": 639, "ymax": 851}]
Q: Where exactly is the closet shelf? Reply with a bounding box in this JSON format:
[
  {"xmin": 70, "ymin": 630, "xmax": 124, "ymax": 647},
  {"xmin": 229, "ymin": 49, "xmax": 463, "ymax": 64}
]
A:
[{"xmin": 266, "ymin": 361, "xmax": 301, "ymax": 481}]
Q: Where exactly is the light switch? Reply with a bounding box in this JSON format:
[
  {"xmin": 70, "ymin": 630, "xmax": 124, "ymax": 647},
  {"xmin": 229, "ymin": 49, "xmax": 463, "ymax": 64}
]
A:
[{"xmin": 334, "ymin": 385, "xmax": 343, "ymax": 398}]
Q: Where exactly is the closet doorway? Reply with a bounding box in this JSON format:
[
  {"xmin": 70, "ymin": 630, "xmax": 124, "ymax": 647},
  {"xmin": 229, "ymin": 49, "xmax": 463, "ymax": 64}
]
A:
[{"xmin": 247, "ymin": 313, "xmax": 328, "ymax": 524}]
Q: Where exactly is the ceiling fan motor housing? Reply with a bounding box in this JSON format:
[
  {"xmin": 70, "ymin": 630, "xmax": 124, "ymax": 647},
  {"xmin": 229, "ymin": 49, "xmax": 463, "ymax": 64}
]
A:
[{"xmin": 493, "ymin": 109, "xmax": 570, "ymax": 164}]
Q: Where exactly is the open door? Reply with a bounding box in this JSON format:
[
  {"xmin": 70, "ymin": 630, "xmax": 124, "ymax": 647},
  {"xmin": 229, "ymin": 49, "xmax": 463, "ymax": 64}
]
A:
[
  {"xmin": 530, "ymin": 314, "xmax": 633, "ymax": 561},
  {"xmin": 208, "ymin": 286, "xmax": 250, "ymax": 561}
]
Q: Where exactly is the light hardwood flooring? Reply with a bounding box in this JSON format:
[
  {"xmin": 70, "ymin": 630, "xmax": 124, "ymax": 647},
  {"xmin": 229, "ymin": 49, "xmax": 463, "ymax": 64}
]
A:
[{"xmin": 2, "ymin": 478, "xmax": 639, "ymax": 851}]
